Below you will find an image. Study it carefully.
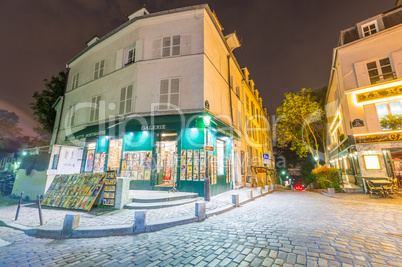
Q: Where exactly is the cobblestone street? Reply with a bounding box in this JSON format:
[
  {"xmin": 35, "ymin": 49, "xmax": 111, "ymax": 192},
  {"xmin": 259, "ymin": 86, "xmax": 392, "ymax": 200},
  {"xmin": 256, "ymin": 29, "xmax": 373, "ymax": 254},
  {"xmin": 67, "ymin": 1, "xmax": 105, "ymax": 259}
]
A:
[{"xmin": 0, "ymin": 190, "xmax": 401, "ymax": 267}]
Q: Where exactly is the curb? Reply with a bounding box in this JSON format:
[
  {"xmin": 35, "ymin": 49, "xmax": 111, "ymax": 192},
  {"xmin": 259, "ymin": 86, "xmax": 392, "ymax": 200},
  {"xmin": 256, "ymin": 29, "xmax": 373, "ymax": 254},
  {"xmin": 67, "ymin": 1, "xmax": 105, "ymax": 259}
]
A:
[
  {"xmin": 0, "ymin": 189, "xmax": 281, "ymax": 239},
  {"xmin": 320, "ymin": 192, "xmax": 339, "ymax": 198}
]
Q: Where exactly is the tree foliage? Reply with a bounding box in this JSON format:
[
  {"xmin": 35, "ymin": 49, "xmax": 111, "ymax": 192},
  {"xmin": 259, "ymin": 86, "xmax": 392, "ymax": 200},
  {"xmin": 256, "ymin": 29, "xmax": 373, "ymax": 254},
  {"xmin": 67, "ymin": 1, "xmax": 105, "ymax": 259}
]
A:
[
  {"xmin": 0, "ymin": 109, "xmax": 22, "ymax": 152},
  {"xmin": 30, "ymin": 71, "xmax": 67, "ymax": 138},
  {"xmin": 276, "ymin": 88, "xmax": 327, "ymax": 166}
]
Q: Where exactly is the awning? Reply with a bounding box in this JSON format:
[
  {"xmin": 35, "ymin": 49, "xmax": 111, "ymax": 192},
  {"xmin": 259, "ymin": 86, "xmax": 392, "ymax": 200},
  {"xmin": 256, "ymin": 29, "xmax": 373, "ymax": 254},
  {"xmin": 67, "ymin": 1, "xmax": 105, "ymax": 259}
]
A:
[{"xmin": 66, "ymin": 113, "xmax": 240, "ymax": 140}]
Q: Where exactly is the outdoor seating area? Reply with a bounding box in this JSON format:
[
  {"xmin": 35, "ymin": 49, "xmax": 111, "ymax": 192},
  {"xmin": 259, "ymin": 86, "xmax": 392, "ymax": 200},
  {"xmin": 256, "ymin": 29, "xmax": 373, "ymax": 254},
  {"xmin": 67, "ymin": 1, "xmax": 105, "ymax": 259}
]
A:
[{"xmin": 365, "ymin": 177, "xmax": 401, "ymax": 198}]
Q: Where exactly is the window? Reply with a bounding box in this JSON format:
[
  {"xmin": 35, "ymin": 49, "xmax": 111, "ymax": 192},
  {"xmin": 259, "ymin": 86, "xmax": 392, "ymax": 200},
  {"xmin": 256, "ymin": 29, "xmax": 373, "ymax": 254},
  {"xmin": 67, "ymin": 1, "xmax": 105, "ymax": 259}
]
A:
[
  {"xmin": 162, "ymin": 35, "xmax": 180, "ymax": 57},
  {"xmin": 125, "ymin": 44, "xmax": 136, "ymax": 66},
  {"xmin": 66, "ymin": 105, "xmax": 75, "ymax": 127},
  {"xmin": 119, "ymin": 85, "xmax": 133, "ymax": 115},
  {"xmin": 94, "ymin": 60, "xmax": 105, "ymax": 79},
  {"xmin": 251, "ymin": 101, "xmax": 254, "ymax": 116},
  {"xmin": 217, "ymin": 140, "xmax": 225, "ymax": 175},
  {"xmin": 72, "ymin": 73, "xmax": 79, "ymax": 90},
  {"xmin": 159, "ymin": 78, "xmax": 180, "ymax": 110},
  {"xmin": 236, "ymin": 86, "xmax": 240, "ymax": 97},
  {"xmin": 376, "ymin": 101, "xmax": 402, "ymax": 130},
  {"xmin": 361, "ymin": 21, "xmax": 378, "ymax": 37},
  {"xmin": 90, "ymin": 96, "xmax": 101, "ymax": 122},
  {"xmin": 246, "ymin": 95, "xmax": 249, "ymax": 112},
  {"xmin": 367, "ymin": 57, "xmax": 395, "ymax": 84}
]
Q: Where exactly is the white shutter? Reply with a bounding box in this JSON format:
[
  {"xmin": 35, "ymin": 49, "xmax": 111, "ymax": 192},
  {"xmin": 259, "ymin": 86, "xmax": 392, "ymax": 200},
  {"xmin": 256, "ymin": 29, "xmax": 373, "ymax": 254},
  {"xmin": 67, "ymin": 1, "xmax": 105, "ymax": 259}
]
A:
[
  {"xmin": 135, "ymin": 39, "xmax": 143, "ymax": 62},
  {"xmin": 115, "ymin": 49, "xmax": 123, "ymax": 70},
  {"xmin": 391, "ymin": 49, "xmax": 402, "ymax": 79},
  {"xmin": 181, "ymin": 34, "xmax": 192, "ymax": 55},
  {"xmin": 363, "ymin": 104, "xmax": 381, "ymax": 132},
  {"xmin": 152, "ymin": 39, "xmax": 161, "ymax": 59},
  {"xmin": 354, "ymin": 61, "xmax": 371, "ymax": 87}
]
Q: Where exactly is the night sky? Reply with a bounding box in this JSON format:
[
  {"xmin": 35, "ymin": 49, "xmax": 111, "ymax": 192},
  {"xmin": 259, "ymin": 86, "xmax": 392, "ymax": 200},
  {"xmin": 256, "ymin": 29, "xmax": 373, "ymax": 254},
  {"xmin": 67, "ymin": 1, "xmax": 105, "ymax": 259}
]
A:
[{"xmin": 0, "ymin": 0, "xmax": 396, "ymax": 136}]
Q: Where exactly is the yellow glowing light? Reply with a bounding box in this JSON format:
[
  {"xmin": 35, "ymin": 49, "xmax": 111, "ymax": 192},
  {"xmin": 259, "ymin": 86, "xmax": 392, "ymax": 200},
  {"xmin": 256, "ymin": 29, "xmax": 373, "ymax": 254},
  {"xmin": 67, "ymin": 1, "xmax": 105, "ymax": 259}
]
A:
[
  {"xmin": 346, "ymin": 79, "xmax": 402, "ymax": 95},
  {"xmin": 353, "ymin": 129, "xmax": 402, "ymax": 137},
  {"xmin": 329, "ymin": 111, "xmax": 341, "ymax": 132}
]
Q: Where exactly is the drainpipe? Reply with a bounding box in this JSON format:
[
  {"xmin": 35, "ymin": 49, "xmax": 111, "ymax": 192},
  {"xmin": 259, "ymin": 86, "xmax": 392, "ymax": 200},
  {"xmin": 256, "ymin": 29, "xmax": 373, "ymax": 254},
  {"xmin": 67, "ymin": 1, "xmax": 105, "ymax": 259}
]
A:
[{"xmin": 227, "ymin": 55, "xmax": 234, "ymax": 126}]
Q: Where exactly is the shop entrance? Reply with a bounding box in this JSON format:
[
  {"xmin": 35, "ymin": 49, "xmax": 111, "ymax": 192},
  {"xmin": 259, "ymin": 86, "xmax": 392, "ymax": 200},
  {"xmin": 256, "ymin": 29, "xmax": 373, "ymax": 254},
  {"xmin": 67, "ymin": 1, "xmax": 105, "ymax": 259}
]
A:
[
  {"xmin": 384, "ymin": 150, "xmax": 402, "ymax": 187},
  {"xmin": 156, "ymin": 132, "xmax": 178, "ymax": 186}
]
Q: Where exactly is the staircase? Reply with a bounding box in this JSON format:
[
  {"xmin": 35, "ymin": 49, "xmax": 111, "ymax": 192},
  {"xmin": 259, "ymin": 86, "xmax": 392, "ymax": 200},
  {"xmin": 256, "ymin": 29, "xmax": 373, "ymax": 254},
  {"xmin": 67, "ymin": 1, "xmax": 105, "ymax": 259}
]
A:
[{"xmin": 124, "ymin": 190, "xmax": 201, "ymax": 210}]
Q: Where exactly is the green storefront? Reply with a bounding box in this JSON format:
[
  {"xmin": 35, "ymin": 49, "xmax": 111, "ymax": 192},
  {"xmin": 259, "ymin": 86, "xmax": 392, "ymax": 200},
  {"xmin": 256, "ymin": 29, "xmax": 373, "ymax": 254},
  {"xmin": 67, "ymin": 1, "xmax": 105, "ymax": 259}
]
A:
[{"xmin": 67, "ymin": 113, "xmax": 239, "ymax": 197}]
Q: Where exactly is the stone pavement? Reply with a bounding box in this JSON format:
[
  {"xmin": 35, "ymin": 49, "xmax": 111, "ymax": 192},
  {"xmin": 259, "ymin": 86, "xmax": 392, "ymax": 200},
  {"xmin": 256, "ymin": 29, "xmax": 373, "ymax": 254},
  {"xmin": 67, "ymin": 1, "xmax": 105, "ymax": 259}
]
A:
[
  {"xmin": 0, "ymin": 187, "xmax": 259, "ymax": 228},
  {"xmin": 0, "ymin": 190, "xmax": 401, "ymax": 266}
]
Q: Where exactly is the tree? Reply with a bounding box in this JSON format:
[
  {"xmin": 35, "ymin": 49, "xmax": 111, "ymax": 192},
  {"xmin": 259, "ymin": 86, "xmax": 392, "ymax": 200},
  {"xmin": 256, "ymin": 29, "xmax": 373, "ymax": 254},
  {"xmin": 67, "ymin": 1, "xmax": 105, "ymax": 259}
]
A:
[
  {"xmin": 0, "ymin": 109, "xmax": 22, "ymax": 153},
  {"xmin": 30, "ymin": 71, "xmax": 67, "ymax": 140},
  {"xmin": 276, "ymin": 88, "xmax": 327, "ymax": 167}
]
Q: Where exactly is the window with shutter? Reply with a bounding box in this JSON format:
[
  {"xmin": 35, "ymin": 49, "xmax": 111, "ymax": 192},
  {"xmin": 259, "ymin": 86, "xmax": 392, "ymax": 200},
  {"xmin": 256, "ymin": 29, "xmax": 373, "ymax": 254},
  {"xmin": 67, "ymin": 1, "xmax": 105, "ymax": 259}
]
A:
[
  {"xmin": 90, "ymin": 96, "xmax": 101, "ymax": 122},
  {"xmin": 119, "ymin": 85, "xmax": 133, "ymax": 115},
  {"xmin": 66, "ymin": 105, "xmax": 75, "ymax": 127},
  {"xmin": 159, "ymin": 78, "xmax": 180, "ymax": 110},
  {"xmin": 162, "ymin": 35, "xmax": 181, "ymax": 57},
  {"xmin": 72, "ymin": 73, "xmax": 79, "ymax": 90},
  {"xmin": 366, "ymin": 57, "xmax": 395, "ymax": 84},
  {"xmin": 94, "ymin": 60, "xmax": 105, "ymax": 79}
]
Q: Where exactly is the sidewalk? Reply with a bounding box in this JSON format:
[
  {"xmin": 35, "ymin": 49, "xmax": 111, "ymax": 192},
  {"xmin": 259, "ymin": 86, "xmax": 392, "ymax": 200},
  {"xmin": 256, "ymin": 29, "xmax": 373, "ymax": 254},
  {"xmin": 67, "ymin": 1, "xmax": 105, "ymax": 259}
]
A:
[{"xmin": 0, "ymin": 187, "xmax": 270, "ymax": 238}]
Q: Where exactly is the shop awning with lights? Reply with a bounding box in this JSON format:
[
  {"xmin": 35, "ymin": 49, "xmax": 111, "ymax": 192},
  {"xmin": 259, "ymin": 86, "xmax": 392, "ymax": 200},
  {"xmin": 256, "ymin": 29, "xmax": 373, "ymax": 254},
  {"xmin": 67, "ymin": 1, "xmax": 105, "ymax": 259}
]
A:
[{"xmin": 66, "ymin": 112, "xmax": 241, "ymax": 140}]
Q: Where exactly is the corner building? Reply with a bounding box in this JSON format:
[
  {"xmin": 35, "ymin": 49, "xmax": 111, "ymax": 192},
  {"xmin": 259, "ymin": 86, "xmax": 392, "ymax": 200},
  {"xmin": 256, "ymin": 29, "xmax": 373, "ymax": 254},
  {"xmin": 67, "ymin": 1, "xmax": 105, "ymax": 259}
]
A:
[
  {"xmin": 48, "ymin": 5, "xmax": 274, "ymax": 197},
  {"xmin": 326, "ymin": 4, "xmax": 402, "ymax": 190}
]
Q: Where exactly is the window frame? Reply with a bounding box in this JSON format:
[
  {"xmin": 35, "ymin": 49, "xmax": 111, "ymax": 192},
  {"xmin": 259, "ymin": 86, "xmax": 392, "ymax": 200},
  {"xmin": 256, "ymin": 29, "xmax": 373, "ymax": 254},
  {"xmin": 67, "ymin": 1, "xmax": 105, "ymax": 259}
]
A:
[
  {"xmin": 158, "ymin": 77, "xmax": 180, "ymax": 110},
  {"xmin": 366, "ymin": 57, "xmax": 395, "ymax": 84},
  {"xmin": 66, "ymin": 105, "xmax": 75, "ymax": 127},
  {"xmin": 376, "ymin": 101, "xmax": 402, "ymax": 130},
  {"xmin": 162, "ymin": 35, "xmax": 181, "ymax": 58},
  {"xmin": 124, "ymin": 44, "xmax": 136, "ymax": 66},
  {"xmin": 361, "ymin": 20, "xmax": 379, "ymax": 37}
]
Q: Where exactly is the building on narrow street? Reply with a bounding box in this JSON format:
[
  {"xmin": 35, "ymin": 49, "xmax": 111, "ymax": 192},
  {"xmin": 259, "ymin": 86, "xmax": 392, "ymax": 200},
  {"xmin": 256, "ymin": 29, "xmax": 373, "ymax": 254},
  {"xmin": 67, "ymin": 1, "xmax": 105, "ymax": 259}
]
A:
[
  {"xmin": 325, "ymin": 4, "xmax": 402, "ymax": 190},
  {"xmin": 46, "ymin": 4, "xmax": 274, "ymax": 197}
]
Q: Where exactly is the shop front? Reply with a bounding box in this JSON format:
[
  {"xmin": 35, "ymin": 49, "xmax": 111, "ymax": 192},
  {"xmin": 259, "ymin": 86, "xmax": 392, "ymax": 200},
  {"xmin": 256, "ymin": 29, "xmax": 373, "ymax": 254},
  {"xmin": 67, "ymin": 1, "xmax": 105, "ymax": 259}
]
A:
[{"xmin": 66, "ymin": 113, "xmax": 240, "ymax": 197}]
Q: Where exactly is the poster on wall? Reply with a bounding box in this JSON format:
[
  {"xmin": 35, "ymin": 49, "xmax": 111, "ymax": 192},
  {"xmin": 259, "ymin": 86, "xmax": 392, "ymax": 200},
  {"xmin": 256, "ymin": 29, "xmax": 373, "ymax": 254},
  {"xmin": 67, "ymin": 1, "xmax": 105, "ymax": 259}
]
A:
[
  {"xmin": 200, "ymin": 149, "xmax": 206, "ymax": 181},
  {"xmin": 93, "ymin": 152, "xmax": 106, "ymax": 173},
  {"xmin": 107, "ymin": 139, "xmax": 122, "ymax": 172},
  {"xmin": 187, "ymin": 150, "xmax": 193, "ymax": 180},
  {"xmin": 102, "ymin": 172, "xmax": 117, "ymax": 207},
  {"xmin": 180, "ymin": 150, "xmax": 186, "ymax": 180},
  {"xmin": 85, "ymin": 150, "xmax": 95, "ymax": 172},
  {"xmin": 41, "ymin": 172, "xmax": 107, "ymax": 211},
  {"xmin": 193, "ymin": 149, "xmax": 199, "ymax": 181}
]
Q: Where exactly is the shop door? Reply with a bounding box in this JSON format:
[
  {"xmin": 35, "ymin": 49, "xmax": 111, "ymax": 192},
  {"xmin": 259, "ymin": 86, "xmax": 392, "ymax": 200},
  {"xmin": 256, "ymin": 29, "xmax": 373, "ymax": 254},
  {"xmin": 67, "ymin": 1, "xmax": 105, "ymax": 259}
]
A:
[{"xmin": 156, "ymin": 141, "xmax": 177, "ymax": 186}]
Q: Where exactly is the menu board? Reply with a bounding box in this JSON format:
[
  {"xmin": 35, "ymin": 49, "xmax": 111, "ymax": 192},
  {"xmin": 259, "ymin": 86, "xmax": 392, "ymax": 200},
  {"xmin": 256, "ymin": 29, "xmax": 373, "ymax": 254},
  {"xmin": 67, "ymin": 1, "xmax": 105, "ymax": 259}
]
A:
[
  {"xmin": 180, "ymin": 150, "xmax": 186, "ymax": 180},
  {"xmin": 200, "ymin": 149, "xmax": 206, "ymax": 181},
  {"xmin": 93, "ymin": 152, "xmax": 106, "ymax": 173},
  {"xmin": 121, "ymin": 151, "xmax": 152, "ymax": 180},
  {"xmin": 103, "ymin": 172, "xmax": 117, "ymax": 207},
  {"xmin": 187, "ymin": 150, "xmax": 193, "ymax": 180},
  {"xmin": 41, "ymin": 173, "xmax": 106, "ymax": 211}
]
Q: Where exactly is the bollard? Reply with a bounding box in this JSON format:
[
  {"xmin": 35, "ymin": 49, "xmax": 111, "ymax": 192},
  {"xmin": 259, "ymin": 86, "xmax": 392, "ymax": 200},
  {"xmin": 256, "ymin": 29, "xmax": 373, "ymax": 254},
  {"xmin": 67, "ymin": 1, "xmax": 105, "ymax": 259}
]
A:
[
  {"xmin": 134, "ymin": 210, "xmax": 147, "ymax": 233},
  {"xmin": 14, "ymin": 191, "xmax": 24, "ymax": 221},
  {"xmin": 37, "ymin": 195, "xmax": 43, "ymax": 226},
  {"xmin": 232, "ymin": 194, "xmax": 239, "ymax": 207},
  {"xmin": 195, "ymin": 202, "xmax": 206, "ymax": 221},
  {"xmin": 327, "ymin": 188, "xmax": 335, "ymax": 195},
  {"xmin": 247, "ymin": 190, "xmax": 253, "ymax": 200},
  {"xmin": 62, "ymin": 214, "xmax": 80, "ymax": 237},
  {"xmin": 257, "ymin": 187, "xmax": 262, "ymax": 195},
  {"xmin": 265, "ymin": 185, "xmax": 269, "ymax": 192}
]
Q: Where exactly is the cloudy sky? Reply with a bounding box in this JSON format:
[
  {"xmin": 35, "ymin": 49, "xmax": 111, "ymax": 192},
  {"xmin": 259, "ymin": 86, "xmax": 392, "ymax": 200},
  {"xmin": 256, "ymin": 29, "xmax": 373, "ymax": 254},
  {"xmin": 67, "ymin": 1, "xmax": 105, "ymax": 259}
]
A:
[{"xmin": 0, "ymin": 0, "xmax": 396, "ymax": 136}]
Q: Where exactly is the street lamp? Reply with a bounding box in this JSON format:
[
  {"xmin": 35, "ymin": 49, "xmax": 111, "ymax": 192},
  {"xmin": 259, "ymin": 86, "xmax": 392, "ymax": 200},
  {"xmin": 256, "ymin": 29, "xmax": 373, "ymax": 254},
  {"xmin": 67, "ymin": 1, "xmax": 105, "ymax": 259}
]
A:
[{"xmin": 203, "ymin": 115, "xmax": 211, "ymax": 201}]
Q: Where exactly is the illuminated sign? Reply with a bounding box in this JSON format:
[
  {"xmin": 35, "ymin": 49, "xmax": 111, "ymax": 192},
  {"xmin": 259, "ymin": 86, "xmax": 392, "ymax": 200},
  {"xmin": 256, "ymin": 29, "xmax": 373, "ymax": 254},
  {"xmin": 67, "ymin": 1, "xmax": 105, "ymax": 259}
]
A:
[
  {"xmin": 355, "ymin": 85, "xmax": 402, "ymax": 104},
  {"xmin": 355, "ymin": 132, "xmax": 402, "ymax": 144}
]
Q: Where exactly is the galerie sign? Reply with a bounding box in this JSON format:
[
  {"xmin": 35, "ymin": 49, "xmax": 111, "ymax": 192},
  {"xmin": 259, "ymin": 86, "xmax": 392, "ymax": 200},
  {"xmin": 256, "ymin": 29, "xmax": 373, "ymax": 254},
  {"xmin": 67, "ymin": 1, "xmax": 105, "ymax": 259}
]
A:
[{"xmin": 355, "ymin": 85, "xmax": 402, "ymax": 104}]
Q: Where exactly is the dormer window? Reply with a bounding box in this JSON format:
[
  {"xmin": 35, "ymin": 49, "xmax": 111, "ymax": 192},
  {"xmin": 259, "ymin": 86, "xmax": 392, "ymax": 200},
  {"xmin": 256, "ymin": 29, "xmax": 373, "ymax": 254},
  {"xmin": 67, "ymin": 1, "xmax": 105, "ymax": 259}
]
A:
[{"xmin": 361, "ymin": 21, "xmax": 378, "ymax": 37}]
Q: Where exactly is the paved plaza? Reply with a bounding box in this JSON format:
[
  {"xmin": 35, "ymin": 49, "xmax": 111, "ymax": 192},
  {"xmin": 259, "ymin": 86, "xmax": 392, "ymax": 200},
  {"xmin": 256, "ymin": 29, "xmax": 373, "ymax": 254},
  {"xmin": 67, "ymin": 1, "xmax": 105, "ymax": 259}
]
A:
[{"xmin": 0, "ymin": 190, "xmax": 401, "ymax": 266}]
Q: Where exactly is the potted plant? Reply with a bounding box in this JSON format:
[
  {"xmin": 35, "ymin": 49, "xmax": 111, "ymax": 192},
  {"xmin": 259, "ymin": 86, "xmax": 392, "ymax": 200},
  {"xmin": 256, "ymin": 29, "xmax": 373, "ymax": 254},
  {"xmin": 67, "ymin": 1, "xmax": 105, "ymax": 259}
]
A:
[
  {"xmin": 380, "ymin": 114, "xmax": 402, "ymax": 130},
  {"xmin": 311, "ymin": 166, "xmax": 342, "ymax": 192}
]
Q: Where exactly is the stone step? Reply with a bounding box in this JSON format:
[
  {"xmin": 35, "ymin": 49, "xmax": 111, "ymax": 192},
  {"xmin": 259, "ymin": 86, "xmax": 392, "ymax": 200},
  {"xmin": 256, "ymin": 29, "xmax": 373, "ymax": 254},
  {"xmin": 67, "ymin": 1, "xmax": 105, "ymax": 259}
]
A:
[
  {"xmin": 129, "ymin": 190, "xmax": 199, "ymax": 203},
  {"xmin": 124, "ymin": 197, "xmax": 203, "ymax": 209},
  {"xmin": 343, "ymin": 188, "xmax": 363, "ymax": 193}
]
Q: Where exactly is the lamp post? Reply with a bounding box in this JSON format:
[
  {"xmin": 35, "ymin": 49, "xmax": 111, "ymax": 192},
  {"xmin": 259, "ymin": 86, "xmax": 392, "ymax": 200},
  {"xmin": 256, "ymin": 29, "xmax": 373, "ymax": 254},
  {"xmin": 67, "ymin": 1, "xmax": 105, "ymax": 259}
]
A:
[{"xmin": 203, "ymin": 115, "xmax": 211, "ymax": 201}]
